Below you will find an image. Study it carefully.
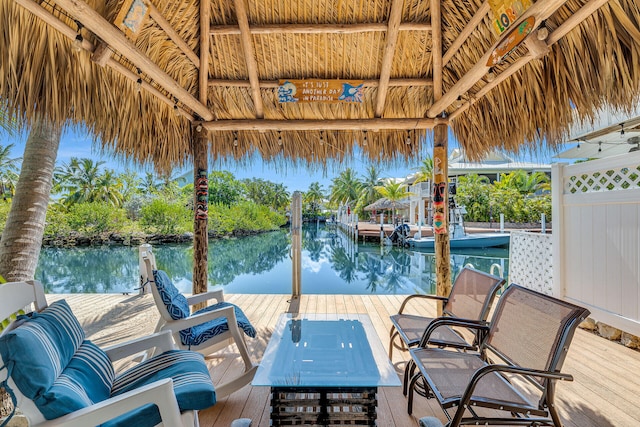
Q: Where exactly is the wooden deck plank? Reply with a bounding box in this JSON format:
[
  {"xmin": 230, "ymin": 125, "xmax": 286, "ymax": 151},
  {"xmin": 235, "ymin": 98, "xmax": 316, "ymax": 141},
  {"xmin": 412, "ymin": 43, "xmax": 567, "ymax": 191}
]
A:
[{"xmin": 49, "ymin": 293, "xmax": 640, "ymax": 427}]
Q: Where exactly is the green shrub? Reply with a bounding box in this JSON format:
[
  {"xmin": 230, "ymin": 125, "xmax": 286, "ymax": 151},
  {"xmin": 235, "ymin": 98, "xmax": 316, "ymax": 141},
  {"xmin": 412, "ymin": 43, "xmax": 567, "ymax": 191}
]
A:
[
  {"xmin": 0, "ymin": 201, "xmax": 11, "ymax": 232},
  {"xmin": 208, "ymin": 201, "xmax": 286, "ymax": 234},
  {"xmin": 44, "ymin": 204, "xmax": 72, "ymax": 237},
  {"xmin": 140, "ymin": 199, "xmax": 192, "ymax": 234},
  {"xmin": 66, "ymin": 202, "xmax": 128, "ymax": 234}
]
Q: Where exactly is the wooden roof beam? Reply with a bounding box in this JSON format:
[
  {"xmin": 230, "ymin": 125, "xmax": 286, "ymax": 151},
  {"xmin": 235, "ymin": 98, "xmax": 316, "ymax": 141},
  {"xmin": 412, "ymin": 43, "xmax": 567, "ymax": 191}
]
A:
[
  {"xmin": 13, "ymin": 0, "xmax": 193, "ymax": 120},
  {"xmin": 209, "ymin": 22, "xmax": 432, "ymax": 36},
  {"xmin": 232, "ymin": 0, "xmax": 264, "ymax": 118},
  {"xmin": 443, "ymin": 2, "xmax": 490, "ymax": 66},
  {"xmin": 199, "ymin": 0, "xmax": 210, "ymax": 104},
  {"xmin": 449, "ymin": 0, "xmax": 612, "ymax": 121},
  {"xmin": 374, "ymin": 0, "xmax": 405, "ymax": 118},
  {"xmin": 201, "ymin": 118, "xmax": 446, "ymax": 132},
  {"xmin": 427, "ymin": 0, "xmax": 572, "ymax": 119},
  {"xmin": 46, "ymin": 0, "xmax": 212, "ymax": 120},
  {"xmin": 431, "ymin": 0, "xmax": 442, "ymax": 101},
  {"xmin": 149, "ymin": 3, "xmax": 200, "ymax": 67},
  {"xmin": 208, "ymin": 78, "xmax": 434, "ymax": 88}
]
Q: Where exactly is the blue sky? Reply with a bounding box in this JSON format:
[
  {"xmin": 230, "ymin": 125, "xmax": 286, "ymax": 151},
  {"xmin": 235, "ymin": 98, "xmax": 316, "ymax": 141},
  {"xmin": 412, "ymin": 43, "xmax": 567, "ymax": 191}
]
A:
[{"xmin": 0, "ymin": 126, "xmax": 557, "ymax": 193}]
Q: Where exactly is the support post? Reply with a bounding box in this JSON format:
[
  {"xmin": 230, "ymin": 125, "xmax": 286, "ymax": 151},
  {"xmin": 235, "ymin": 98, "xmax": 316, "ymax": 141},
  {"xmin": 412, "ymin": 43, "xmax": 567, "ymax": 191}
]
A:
[
  {"xmin": 433, "ymin": 123, "xmax": 450, "ymax": 315},
  {"xmin": 291, "ymin": 191, "xmax": 302, "ymax": 298},
  {"xmin": 192, "ymin": 127, "xmax": 209, "ymax": 299}
]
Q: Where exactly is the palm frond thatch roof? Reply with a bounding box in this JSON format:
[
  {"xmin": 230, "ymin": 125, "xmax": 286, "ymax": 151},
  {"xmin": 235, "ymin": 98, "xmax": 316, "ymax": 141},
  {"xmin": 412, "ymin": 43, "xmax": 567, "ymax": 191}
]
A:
[{"xmin": 1, "ymin": 0, "xmax": 639, "ymax": 172}]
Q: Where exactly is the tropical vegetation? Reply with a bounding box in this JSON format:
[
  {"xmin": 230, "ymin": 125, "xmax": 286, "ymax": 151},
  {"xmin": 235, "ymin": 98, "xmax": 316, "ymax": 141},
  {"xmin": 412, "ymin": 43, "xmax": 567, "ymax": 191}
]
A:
[{"xmin": 0, "ymin": 144, "xmax": 553, "ymax": 247}]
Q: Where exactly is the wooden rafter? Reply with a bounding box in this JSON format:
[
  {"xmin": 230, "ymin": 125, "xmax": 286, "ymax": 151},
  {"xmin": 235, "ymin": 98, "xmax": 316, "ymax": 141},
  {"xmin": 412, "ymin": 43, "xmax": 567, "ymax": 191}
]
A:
[
  {"xmin": 442, "ymin": 1, "xmax": 490, "ymax": 66},
  {"xmin": 201, "ymin": 117, "xmax": 445, "ymax": 131},
  {"xmin": 374, "ymin": 0, "xmax": 405, "ymax": 118},
  {"xmin": 13, "ymin": 0, "xmax": 193, "ymax": 119},
  {"xmin": 427, "ymin": 0, "xmax": 571, "ymax": 118},
  {"xmin": 208, "ymin": 78, "xmax": 434, "ymax": 88},
  {"xmin": 232, "ymin": 0, "xmax": 264, "ymax": 118},
  {"xmin": 40, "ymin": 0, "xmax": 212, "ymax": 120},
  {"xmin": 199, "ymin": 0, "xmax": 210, "ymax": 104},
  {"xmin": 449, "ymin": 0, "xmax": 612, "ymax": 121},
  {"xmin": 149, "ymin": 3, "xmax": 200, "ymax": 67},
  {"xmin": 431, "ymin": 0, "xmax": 442, "ymax": 101},
  {"xmin": 209, "ymin": 22, "xmax": 431, "ymax": 35}
]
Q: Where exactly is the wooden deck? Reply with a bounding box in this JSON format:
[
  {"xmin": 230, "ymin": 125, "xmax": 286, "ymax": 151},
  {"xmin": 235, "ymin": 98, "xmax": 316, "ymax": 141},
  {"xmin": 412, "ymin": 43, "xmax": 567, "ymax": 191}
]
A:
[{"xmin": 50, "ymin": 293, "xmax": 640, "ymax": 427}]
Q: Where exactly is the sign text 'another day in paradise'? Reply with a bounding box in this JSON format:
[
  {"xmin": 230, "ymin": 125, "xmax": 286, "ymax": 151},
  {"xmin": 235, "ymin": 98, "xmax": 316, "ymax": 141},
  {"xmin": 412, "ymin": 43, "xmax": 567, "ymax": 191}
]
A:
[{"xmin": 278, "ymin": 80, "xmax": 364, "ymax": 104}]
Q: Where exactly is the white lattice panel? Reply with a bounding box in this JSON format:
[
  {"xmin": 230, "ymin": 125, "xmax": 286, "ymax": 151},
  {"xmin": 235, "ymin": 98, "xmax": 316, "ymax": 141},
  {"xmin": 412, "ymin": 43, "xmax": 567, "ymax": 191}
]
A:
[
  {"xmin": 508, "ymin": 231, "xmax": 553, "ymax": 295},
  {"xmin": 565, "ymin": 164, "xmax": 640, "ymax": 194}
]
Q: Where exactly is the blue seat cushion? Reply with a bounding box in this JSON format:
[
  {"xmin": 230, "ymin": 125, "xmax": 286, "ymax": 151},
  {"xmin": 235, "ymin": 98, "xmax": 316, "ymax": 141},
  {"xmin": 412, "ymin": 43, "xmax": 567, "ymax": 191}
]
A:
[
  {"xmin": 153, "ymin": 270, "xmax": 190, "ymax": 320},
  {"xmin": 105, "ymin": 350, "xmax": 216, "ymax": 427},
  {"xmin": 180, "ymin": 302, "xmax": 257, "ymax": 347},
  {"xmin": 0, "ymin": 300, "xmax": 85, "ymax": 400}
]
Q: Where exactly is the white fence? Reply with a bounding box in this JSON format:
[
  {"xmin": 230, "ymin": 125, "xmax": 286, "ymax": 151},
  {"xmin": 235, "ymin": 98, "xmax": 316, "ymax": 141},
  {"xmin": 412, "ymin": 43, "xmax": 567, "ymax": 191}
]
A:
[{"xmin": 552, "ymin": 152, "xmax": 640, "ymax": 336}]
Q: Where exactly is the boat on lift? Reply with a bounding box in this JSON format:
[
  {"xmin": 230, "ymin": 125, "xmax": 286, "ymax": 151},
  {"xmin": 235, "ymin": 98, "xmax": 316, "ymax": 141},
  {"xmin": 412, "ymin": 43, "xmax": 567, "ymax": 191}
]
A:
[{"xmin": 407, "ymin": 206, "xmax": 510, "ymax": 249}]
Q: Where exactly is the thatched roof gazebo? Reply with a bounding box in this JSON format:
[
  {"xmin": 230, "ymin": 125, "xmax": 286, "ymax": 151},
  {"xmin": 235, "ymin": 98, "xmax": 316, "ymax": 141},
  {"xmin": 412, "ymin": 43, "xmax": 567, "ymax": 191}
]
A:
[{"xmin": 1, "ymin": 0, "xmax": 639, "ymax": 296}]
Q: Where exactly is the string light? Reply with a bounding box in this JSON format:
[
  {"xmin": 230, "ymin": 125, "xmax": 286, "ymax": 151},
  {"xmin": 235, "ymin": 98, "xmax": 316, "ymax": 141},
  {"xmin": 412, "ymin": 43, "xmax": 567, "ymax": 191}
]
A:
[
  {"xmin": 405, "ymin": 131, "xmax": 411, "ymax": 145},
  {"xmin": 363, "ymin": 130, "xmax": 367, "ymax": 146},
  {"xmin": 319, "ymin": 131, "xmax": 324, "ymax": 145},
  {"xmin": 620, "ymin": 123, "xmax": 625, "ymax": 136},
  {"xmin": 598, "ymin": 142, "xmax": 602, "ymax": 153},
  {"xmin": 278, "ymin": 131, "xmax": 282, "ymax": 146},
  {"xmin": 233, "ymin": 131, "xmax": 238, "ymax": 146},
  {"xmin": 136, "ymin": 68, "xmax": 142, "ymax": 93},
  {"xmin": 173, "ymin": 97, "xmax": 178, "ymax": 111},
  {"xmin": 73, "ymin": 20, "xmax": 84, "ymax": 52}
]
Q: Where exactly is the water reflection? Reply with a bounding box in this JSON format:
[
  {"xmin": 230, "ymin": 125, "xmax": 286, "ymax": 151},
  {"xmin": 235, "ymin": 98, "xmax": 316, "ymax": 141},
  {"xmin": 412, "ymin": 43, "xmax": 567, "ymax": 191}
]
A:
[{"xmin": 36, "ymin": 224, "xmax": 508, "ymax": 294}]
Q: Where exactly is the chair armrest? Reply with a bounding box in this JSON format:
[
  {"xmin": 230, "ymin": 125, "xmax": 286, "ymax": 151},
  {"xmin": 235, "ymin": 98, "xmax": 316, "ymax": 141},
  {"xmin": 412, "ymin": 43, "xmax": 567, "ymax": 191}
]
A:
[
  {"xmin": 161, "ymin": 305, "xmax": 236, "ymax": 331},
  {"xmin": 419, "ymin": 317, "xmax": 488, "ymax": 348},
  {"xmin": 103, "ymin": 331, "xmax": 176, "ymax": 362},
  {"xmin": 398, "ymin": 294, "xmax": 448, "ymax": 314},
  {"xmin": 186, "ymin": 288, "xmax": 225, "ymax": 306},
  {"xmin": 459, "ymin": 363, "xmax": 573, "ymax": 409},
  {"xmin": 39, "ymin": 378, "xmax": 182, "ymax": 427}
]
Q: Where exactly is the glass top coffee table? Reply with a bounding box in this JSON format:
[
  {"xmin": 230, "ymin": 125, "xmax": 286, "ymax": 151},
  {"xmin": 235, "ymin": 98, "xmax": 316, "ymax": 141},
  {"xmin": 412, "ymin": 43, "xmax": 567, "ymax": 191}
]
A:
[{"xmin": 253, "ymin": 313, "xmax": 401, "ymax": 426}]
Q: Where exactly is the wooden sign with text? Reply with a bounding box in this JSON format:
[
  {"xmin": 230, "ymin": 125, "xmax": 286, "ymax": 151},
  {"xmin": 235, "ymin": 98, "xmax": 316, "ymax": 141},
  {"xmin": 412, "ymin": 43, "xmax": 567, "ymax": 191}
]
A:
[
  {"xmin": 114, "ymin": 0, "xmax": 150, "ymax": 40},
  {"xmin": 278, "ymin": 79, "xmax": 364, "ymax": 103}
]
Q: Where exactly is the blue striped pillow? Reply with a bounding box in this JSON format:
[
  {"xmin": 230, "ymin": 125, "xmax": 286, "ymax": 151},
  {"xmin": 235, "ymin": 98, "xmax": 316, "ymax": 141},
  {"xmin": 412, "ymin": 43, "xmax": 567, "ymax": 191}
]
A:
[
  {"xmin": 0, "ymin": 300, "xmax": 85, "ymax": 400},
  {"xmin": 35, "ymin": 340, "xmax": 115, "ymax": 420}
]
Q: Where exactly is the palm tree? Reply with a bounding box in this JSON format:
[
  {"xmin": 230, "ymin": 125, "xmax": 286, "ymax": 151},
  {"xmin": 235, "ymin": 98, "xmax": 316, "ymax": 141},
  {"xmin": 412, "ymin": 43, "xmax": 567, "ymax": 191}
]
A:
[
  {"xmin": 0, "ymin": 117, "xmax": 61, "ymax": 282},
  {"xmin": 139, "ymin": 171, "xmax": 160, "ymax": 196},
  {"xmin": 271, "ymin": 183, "xmax": 290, "ymax": 212},
  {"xmin": 58, "ymin": 158, "xmax": 106, "ymax": 205},
  {"xmin": 329, "ymin": 168, "xmax": 362, "ymax": 209},
  {"xmin": 357, "ymin": 165, "xmax": 382, "ymax": 214},
  {"xmin": 304, "ymin": 182, "xmax": 324, "ymax": 219},
  {"xmin": 0, "ymin": 144, "xmax": 21, "ymax": 200},
  {"xmin": 94, "ymin": 169, "xmax": 125, "ymax": 207},
  {"xmin": 413, "ymin": 157, "xmax": 434, "ymax": 183},
  {"xmin": 375, "ymin": 181, "xmax": 410, "ymax": 225}
]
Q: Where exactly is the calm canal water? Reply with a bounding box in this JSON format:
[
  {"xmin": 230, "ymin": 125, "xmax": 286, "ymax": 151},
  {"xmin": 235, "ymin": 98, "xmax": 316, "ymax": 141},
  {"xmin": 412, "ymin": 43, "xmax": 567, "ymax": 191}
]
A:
[{"xmin": 36, "ymin": 224, "xmax": 509, "ymax": 295}]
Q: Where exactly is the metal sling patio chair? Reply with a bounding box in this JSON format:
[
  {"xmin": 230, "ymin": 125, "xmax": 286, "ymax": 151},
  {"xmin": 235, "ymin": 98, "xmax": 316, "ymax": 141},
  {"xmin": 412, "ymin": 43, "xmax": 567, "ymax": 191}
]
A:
[
  {"xmin": 406, "ymin": 284, "xmax": 590, "ymax": 427},
  {"xmin": 389, "ymin": 267, "xmax": 505, "ymax": 360},
  {"xmin": 141, "ymin": 247, "xmax": 258, "ymax": 399}
]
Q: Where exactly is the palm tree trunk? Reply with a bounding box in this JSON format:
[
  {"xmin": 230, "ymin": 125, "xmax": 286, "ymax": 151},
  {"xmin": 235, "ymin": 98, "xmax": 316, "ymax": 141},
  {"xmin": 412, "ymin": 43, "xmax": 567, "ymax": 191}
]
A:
[{"xmin": 0, "ymin": 117, "xmax": 60, "ymax": 281}]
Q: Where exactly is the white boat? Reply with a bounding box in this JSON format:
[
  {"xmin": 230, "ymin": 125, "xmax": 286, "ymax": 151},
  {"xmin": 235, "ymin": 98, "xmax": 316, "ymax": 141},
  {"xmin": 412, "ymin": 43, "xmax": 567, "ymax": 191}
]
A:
[{"xmin": 407, "ymin": 206, "xmax": 510, "ymax": 249}]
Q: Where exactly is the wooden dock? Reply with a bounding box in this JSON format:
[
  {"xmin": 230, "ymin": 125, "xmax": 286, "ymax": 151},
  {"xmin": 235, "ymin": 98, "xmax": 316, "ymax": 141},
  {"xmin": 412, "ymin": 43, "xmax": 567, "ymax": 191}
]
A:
[{"xmin": 50, "ymin": 293, "xmax": 640, "ymax": 427}]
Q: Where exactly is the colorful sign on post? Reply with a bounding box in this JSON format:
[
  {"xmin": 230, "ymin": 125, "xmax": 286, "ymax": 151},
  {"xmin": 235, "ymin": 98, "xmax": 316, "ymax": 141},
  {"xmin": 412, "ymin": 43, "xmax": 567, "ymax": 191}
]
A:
[
  {"xmin": 487, "ymin": 16, "xmax": 536, "ymax": 67},
  {"xmin": 278, "ymin": 80, "xmax": 364, "ymax": 103},
  {"xmin": 489, "ymin": 0, "xmax": 533, "ymax": 35}
]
